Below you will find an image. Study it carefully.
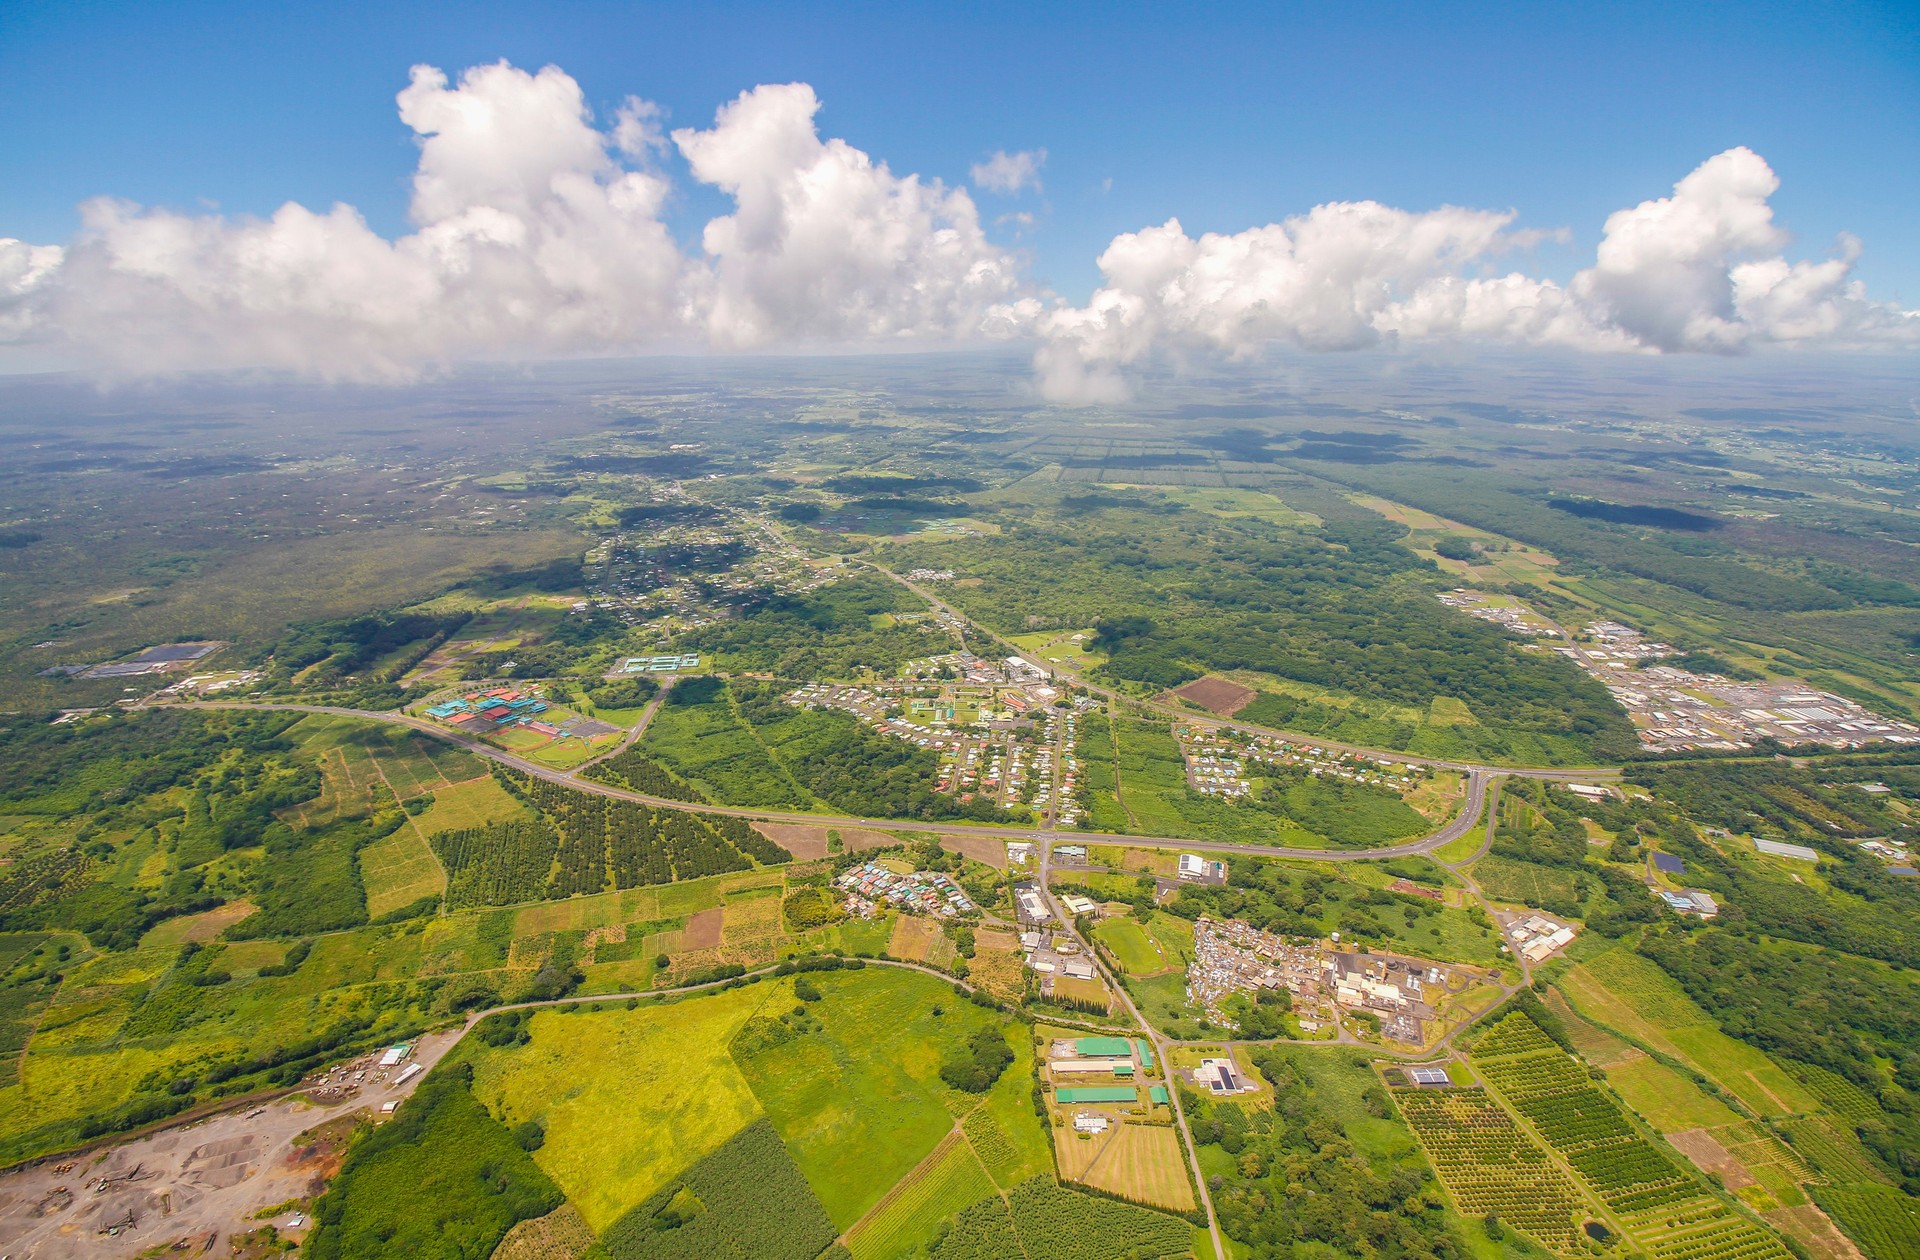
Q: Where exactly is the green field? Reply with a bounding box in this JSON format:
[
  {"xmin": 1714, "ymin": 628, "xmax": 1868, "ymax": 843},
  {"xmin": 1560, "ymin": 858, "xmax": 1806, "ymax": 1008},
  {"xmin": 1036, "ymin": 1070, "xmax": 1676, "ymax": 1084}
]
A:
[
  {"xmin": 843, "ymin": 1133, "xmax": 998, "ymax": 1260},
  {"xmin": 1559, "ymin": 949, "xmax": 1819, "ymax": 1118},
  {"xmin": 735, "ymin": 968, "xmax": 1013, "ymax": 1228},
  {"xmin": 468, "ymin": 987, "xmax": 771, "ymax": 1230},
  {"xmin": 1093, "ymin": 917, "xmax": 1169, "ymax": 975},
  {"xmin": 1603, "ymin": 1055, "xmax": 1743, "ymax": 1132},
  {"xmin": 357, "ymin": 824, "xmax": 446, "ymax": 917},
  {"xmin": 639, "ymin": 681, "xmax": 818, "ymax": 810},
  {"xmin": 1469, "ymin": 853, "xmax": 1588, "ymax": 909},
  {"xmin": 454, "ymin": 964, "xmax": 1053, "ymax": 1250}
]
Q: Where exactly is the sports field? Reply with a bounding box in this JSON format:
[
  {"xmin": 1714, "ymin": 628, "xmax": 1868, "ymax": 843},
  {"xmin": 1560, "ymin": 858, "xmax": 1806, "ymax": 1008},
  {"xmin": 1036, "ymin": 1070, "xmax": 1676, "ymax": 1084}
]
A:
[{"xmin": 1093, "ymin": 917, "xmax": 1168, "ymax": 975}]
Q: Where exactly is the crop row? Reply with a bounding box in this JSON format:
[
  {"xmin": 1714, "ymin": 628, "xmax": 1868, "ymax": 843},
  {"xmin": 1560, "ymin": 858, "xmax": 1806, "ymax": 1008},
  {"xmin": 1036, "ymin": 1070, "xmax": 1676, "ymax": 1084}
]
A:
[
  {"xmin": 1469, "ymin": 1010, "xmax": 1562, "ymax": 1060},
  {"xmin": 1393, "ymin": 1088, "xmax": 1583, "ymax": 1253}
]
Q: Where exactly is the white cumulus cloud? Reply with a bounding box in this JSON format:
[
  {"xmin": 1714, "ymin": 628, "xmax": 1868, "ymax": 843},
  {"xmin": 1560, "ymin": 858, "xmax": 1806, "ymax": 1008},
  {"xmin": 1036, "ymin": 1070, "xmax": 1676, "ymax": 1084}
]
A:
[
  {"xmin": 674, "ymin": 83, "xmax": 1022, "ymax": 348},
  {"xmin": 1, "ymin": 71, "xmax": 1911, "ymax": 387},
  {"xmin": 1033, "ymin": 146, "xmax": 1919, "ymax": 402},
  {"xmin": 0, "ymin": 63, "xmax": 1022, "ymax": 375},
  {"xmin": 971, "ymin": 148, "xmax": 1046, "ymax": 195}
]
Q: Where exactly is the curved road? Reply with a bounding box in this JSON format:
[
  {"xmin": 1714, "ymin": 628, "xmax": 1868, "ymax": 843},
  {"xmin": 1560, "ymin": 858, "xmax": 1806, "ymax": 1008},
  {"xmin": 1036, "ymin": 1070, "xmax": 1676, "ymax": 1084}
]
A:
[{"xmin": 187, "ymin": 699, "xmax": 1502, "ymax": 865}]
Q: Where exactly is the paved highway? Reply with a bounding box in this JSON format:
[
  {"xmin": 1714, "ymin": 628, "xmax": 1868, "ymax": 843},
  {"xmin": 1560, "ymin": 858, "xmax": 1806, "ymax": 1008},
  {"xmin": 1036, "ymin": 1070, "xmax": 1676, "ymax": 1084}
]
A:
[{"xmin": 186, "ymin": 699, "xmax": 1506, "ymax": 865}]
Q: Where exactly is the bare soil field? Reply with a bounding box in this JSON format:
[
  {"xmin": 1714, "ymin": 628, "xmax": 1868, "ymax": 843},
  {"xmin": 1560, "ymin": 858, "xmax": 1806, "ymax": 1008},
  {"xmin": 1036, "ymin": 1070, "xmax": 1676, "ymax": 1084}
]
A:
[
  {"xmin": 887, "ymin": 915, "xmax": 943, "ymax": 962},
  {"xmin": 753, "ymin": 823, "xmax": 900, "ymax": 859},
  {"xmin": 1169, "ymin": 676, "xmax": 1256, "ymax": 715},
  {"xmin": 0, "ymin": 1028, "xmax": 462, "ymax": 1259},
  {"xmin": 1666, "ymin": 1129, "xmax": 1754, "ymax": 1188},
  {"xmin": 937, "ymin": 834, "xmax": 1008, "ymax": 869},
  {"xmin": 682, "ymin": 907, "xmax": 725, "ymax": 950}
]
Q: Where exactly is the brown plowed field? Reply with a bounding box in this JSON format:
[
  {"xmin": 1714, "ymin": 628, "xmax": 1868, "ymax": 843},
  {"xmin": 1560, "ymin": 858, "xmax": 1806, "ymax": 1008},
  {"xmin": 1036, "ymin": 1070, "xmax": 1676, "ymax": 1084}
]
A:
[
  {"xmin": 682, "ymin": 906, "xmax": 724, "ymax": 950},
  {"xmin": 1171, "ymin": 676, "xmax": 1256, "ymax": 714}
]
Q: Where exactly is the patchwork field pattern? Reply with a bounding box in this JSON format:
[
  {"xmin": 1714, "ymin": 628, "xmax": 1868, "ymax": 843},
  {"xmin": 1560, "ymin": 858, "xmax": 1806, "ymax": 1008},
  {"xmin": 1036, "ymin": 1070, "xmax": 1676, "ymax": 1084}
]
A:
[
  {"xmin": 843, "ymin": 1129, "xmax": 997, "ymax": 1260},
  {"xmin": 1393, "ymin": 1086, "xmax": 1585, "ymax": 1253},
  {"xmin": 1471, "ymin": 1012, "xmax": 1795, "ymax": 1260}
]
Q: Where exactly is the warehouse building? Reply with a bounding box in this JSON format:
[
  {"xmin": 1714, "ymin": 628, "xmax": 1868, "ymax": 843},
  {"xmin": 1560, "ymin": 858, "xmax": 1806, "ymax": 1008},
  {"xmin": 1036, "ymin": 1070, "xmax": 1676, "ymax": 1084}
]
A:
[{"xmin": 1056, "ymin": 1086, "xmax": 1138, "ymax": 1104}]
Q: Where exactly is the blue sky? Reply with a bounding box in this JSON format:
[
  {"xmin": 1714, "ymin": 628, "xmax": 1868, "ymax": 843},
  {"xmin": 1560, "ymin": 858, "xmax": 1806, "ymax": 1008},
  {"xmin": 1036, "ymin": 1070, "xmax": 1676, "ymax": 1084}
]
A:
[{"xmin": 4, "ymin": 0, "xmax": 1916, "ymax": 301}]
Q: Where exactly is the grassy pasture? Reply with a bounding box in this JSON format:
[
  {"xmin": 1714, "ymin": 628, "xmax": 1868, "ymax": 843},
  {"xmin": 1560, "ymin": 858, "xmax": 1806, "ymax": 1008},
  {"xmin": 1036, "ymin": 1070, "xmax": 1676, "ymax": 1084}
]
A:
[
  {"xmin": 1605, "ymin": 1055, "xmax": 1744, "ymax": 1131},
  {"xmin": 843, "ymin": 1131, "xmax": 997, "ymax": 1260},
  {"xmin": 1560, "ymin": 949, "xmax": 1816, "ymax": 1117},
  {"xmin": 735, "ymin": 968, "xmax": 1010, "ymax": 1229},
  {"xmin": 1092, "ymin": 917, "xmax": 1167, "ymax": 976},
  {"xmin": 137, "ymin": 899, "xmax": 258, "ymax": 948},
  {"xmin": 358, "ymin": 826, "xmax": 445, "ymax": 917},
  {"xmin": 467, "ymin": 988, "xmax": 770, "ymax": 1231},
  {"xmin": 1469, "ymin": 854, "xmax": 1586, "ymax": 908},
  {"xmin": 1075, "ymin": 1123, "xmax": 1194, "ymax": 1212},
  {"xmin": 414, "ymin": 774, "xmax": 530, "ymax": 834}
]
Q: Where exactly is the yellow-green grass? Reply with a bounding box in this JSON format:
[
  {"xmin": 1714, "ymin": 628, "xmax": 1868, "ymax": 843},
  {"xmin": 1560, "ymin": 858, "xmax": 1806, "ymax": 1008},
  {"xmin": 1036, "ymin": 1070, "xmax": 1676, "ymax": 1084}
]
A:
[
  {"xmin": 1151, "ymin": 485, "xmax": 1320, "ymax": 528},
  {"xmin": 1428, "ymin": 696, "xmax": 1479, "ymax": 727},
  {"xmin": 414, "ymin": 775, "xmax": 530, "ymax": 834},
  {"xmin": 468, "ymin": 986, "xmax": 772, "ymax": 1231},
  {"xmin": 843, "ymin": 1130, "xmax": 997, "ymax": 1260},
  {"xmin": 1093, "ymin": 918, "xmax": 1168, "ymax": 976},
  {"xmin": 524, "ymin": 736, "xmax": 613, "ymax": 769},
  {"xmin": 1561, "ymin": 951, "xmax": 1817, "ymax": 1117},
  {"xmin": 972, "ymin": 1036, "xmax": 1052, "ymax": 1189},
  {"xmin": 504, "ymin": 867, "xmax": 783, "ymax": 938},
  {"xmin": 585, "ymin": 704, "xmax": 651, "ymax": 727},
  {"xmin": 735, "ymin": 968, "xmax": 1016, "ymax": 1229},
  {"xmin": 1541, "ymin": 989, "xmax": 1636, "ymax": 1068},
  {"xmin": 1432, "ymin": 825, "xmax": 1488, "ymax": 864},
  {"xmin": 358, "ymin": 827, "xmax": 445, "ymax": 917},
  {"xmin": 1605, "ymin": 1056, "xmax": 1743, "ymax": 1132},
  {"xmin": 1470, "ymin": 855, "xmax": 1587, "ymax": 910},
  {"xmin": 1665, "ymin": 1028, "xmax": 1819, "ymax": 1117},
  {"xmin": 1078, "ymin": 1123, "xmax": 1195, "ymax": 1212},
  {"xmin": 218, "ymin": 940, "xmax": 289, "ymax": 973},
  {"xmin": 1403, "ymin": 770, "xmax": 1466, "ymax": 822},
  {"xmin": 1052, "ymin": 975, "xmax": 1111, "ymax": 1008},
  {"xmin": 3, "ymin": 919, "xmax": 507, "ymax": 1162},
  {"xmin": 137, "ymin": 899, "xmax": 258, "ymax": 948},
  {"xmin": 1147, "ymin": 911, "xmax": 1195, "ymax": 960}
]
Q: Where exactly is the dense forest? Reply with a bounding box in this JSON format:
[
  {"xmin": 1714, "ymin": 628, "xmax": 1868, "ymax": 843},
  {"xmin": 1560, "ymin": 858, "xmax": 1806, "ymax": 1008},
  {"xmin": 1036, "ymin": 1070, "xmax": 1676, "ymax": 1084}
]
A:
[
  {"xmin": 307, "ymin": 1061, "xmax": 562, "ymax": 1260},
  {"xmin": 1319, "ymin": 465, "xmax": 1852, "ymax": 611}
]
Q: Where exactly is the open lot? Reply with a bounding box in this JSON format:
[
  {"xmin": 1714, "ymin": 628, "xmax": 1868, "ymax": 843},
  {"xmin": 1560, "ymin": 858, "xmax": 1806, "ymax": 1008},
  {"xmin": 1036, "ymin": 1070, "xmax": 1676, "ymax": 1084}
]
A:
[{"xmin": 1170, "ymin": 676, "xmax": 1257, "ymax": 715}]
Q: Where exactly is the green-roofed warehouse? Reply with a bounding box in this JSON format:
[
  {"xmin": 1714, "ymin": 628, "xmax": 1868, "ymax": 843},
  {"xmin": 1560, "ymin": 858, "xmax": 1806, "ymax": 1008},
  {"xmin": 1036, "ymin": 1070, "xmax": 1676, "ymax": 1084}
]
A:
[
  {"xmin": 1149, "ymin": 1085, "xmax": 1169, "ymax": 1104},
  {"xmin": 1134, "ymin": 1039, "xmax": 1155, "ymax": 1070},
  {"xmin": 1075, "ymin": 1036, "xmax": 1133, "ymax": 1056},
  {"xmin": 1057, "ymin": 1086, "xmax": 1138, "ymax": 1104}
]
